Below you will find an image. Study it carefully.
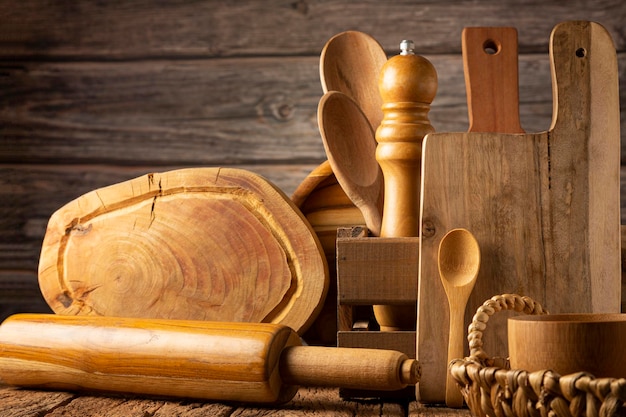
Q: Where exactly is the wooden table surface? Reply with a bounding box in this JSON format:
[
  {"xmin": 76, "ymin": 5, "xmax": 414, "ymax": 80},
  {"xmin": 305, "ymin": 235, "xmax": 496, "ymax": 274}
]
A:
[{"xmin": 0, "ymin": 383, "xmax": 470, "ymax": 417}]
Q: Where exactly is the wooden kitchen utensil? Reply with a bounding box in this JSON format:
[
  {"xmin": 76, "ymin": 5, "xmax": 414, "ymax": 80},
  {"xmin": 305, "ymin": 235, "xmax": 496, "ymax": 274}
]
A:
[
  {"xmin": 318, "ymin": 91, "xmax": 383, "ymax": 236},
  {"xmin": 374, "ymin": 40, "xmax": 437, "ymax": 331},
  {"xmin": 437, "ymin": 228, "xmax": 480, "ymax": 407},
  {"xmin": 38, "ymin": 167, "xmax": 329, "ymax": 335},
  {"xmin": 0, "ymin": 314, "xmax": 420, "ymax": 404},
  {"xmin": 289, "ymin": 30, "xmax": 386, "ymax": 342},
  {"xmin": 417, "ymin": 21, "xmax": 621, "ymax": 402},
  {"xmin": 305, "ymin": 29, "xmax": 387, "ymax": 234},
  {"xmin": 320, "ymin": 30, "xmax": 387, "ymax": 131},
  {"xmin": 294, "ymin": 29, "xmax": 386, "ymax": 220}
]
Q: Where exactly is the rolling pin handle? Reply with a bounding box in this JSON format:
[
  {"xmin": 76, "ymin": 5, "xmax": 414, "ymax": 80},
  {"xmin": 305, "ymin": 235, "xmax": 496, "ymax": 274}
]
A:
[
  {"xmin": 400, "ymin": 358, "xmax": 421, "ymax": 385},
  {"xmin": 279, "ymin": 346, "xmax": 419, "ymax": 391}
]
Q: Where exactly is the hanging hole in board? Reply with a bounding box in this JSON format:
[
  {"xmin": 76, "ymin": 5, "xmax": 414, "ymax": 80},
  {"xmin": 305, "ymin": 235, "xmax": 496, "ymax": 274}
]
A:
[
  {"xmin": 483, "ymin": 39, "xmax": 501, "ymax": 55},
  {"xmin": 575, "ymin": 48, "xmax": 586, "ymax": 58}
]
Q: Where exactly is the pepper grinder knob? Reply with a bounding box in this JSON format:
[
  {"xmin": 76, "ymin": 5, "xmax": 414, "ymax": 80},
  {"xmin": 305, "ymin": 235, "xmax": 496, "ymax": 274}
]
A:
[{"xmin": 400, "ymin": 39, "xmax": 415, "ymax": 55}]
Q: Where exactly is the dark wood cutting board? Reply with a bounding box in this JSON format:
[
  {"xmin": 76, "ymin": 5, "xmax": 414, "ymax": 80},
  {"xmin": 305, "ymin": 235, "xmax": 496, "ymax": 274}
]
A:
[
  {"xmin": 417, "ymin": 21, "xmax": 621, "ymax": 402},
  {"xmin": 38, "ymin": 167, "xmax": 329, "ymax": 335}
]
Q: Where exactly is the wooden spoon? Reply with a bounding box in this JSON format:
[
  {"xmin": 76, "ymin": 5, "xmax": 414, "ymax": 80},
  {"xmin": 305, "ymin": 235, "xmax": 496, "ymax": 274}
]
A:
[
  {"xmin": 320, "ymin": 30, "xmax": 387, "ymax": 131},
  {"xmin": 437, "ymin": 228, "xmax": 480, "ymax": 407},
  {"xmin": 318, "ymin": 91, "xmax": 383, "ymax": 236}
]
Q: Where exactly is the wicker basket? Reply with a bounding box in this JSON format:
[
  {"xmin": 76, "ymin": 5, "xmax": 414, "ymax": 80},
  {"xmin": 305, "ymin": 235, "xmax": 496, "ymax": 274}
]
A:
[{"xmin": 449, "ymin": 294, "xmax": 626, "ymax": 417}]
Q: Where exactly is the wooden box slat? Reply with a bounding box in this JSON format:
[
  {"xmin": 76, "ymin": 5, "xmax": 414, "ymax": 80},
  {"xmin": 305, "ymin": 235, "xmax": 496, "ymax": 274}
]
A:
[{"xmin": 337, "ymin": 235, "xmax": 419, "ymax": 305}]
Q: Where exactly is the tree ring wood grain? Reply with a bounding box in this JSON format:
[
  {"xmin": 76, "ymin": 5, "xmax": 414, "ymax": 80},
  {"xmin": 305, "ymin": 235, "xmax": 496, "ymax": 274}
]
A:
[{"xmin": 38, "ymin": 167, "xmax": 329, "ymax": 334}]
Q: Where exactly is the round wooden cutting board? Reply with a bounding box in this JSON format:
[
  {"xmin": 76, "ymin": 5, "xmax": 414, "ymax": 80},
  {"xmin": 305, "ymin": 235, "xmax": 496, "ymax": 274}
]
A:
[{"xmin": 38, "ymin": 168, "xmax": 329, "ymax": 335}]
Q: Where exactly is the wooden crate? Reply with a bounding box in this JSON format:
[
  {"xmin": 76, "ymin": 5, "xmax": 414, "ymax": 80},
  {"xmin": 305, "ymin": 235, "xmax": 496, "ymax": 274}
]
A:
[{"xmin": 335, "ymin": 227, "xmax": 418, "ymax": 399}]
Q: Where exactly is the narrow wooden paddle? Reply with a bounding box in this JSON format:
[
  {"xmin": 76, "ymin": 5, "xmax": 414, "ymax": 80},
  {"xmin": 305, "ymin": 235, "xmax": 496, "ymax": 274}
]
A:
[
  {"xmin": 318, "ymin": 91, "xmax": 383, "ymax": 236},
  {"xmin": 317, "ymin": 31, "xmax": 387, "ymax": 236},
  {"xmin": 320, "ymin": 30, "xmax": 387, "ymax": 131}
]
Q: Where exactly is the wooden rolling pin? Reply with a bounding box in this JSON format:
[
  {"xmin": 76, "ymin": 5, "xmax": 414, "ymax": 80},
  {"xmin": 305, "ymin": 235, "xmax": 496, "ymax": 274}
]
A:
[
  {"xmin": 0, "ymin": 314, "xmax": 419, "ymax": 404},
  {"xmin": 373, "ymin": 40, "xmax": 437, "ymax": 331}
]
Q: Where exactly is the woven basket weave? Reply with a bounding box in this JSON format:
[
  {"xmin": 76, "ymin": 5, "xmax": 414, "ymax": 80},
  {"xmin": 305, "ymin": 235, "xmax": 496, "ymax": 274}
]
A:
[{"xmin": 449, "ymin": 294, "xmax": 626, "ymax": 417}]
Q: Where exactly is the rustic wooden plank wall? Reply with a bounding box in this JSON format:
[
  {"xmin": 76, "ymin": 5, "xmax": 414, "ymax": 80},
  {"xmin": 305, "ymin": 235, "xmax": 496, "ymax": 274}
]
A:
[{"xmin": 1, "ymin": 0, "xmax": 625, "ymax": 320}]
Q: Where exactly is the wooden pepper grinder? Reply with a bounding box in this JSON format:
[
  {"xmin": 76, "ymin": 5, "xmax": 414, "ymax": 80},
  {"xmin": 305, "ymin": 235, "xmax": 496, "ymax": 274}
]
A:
[{"xmin": 374, "ymin": 40, "xmax": 437, "ymax": 331}]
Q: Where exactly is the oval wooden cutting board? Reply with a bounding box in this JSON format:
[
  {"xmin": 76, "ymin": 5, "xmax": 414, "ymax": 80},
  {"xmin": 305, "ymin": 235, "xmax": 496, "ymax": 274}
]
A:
[{"xmin": 38, "ymin": 167, "xmax": 329, "ymax": 334}]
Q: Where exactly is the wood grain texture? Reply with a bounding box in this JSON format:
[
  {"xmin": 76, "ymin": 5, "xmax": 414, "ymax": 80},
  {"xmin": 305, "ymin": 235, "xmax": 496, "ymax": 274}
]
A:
[
  {"xmin": 546, "ymin": 21, "xmax": 621, "ymax": 312},
  {"xmin": 372, "ymin": 46, "xmax": 438, "ymax": 331},
  {"xmin": 0, "ymin": 385, "xmax": 76, "ymax": 417},
  {"xmin": 0, "ymin": 58, "xmax": 323, "ymax": 165},
  {"xmin": 376, "ymin": 50, "xmax": 437, "ymax": 239},
  {"xmin": 1, "ymin": 0, "xmax": 624, "ymax": 58},
  {"xmin": 436, "ymin": 229, "xmax": 480, "ymax": 407},
  {"xmin": 318, "ymin": 91, "xmax": 383, "ymax": 236},
  {"xmin": 0, "ymin": 384, "xmax": 422, "ymax": 417},
  {"xmin": 507, "ymin": 313, "xmax": 626, "ymax": 378},
  {"xmin": 0, "ymin": 315, "xmax": 417, "ymax": 403},
  {"xmin": 337, "ymin": 237, "xmax": 418, "ymax": 305},
  {"xmin": 417, "ymin": 21, "xmax": 621, "ymax": 402},
  {"xmin": 319, "ymin": 31, "xmax": 387, "ymax": 131},
  {"xmin": 0, "ymin": 384, "xmax": 477, "ymax": 416},
  {"xmin": 2, "ymin": 1, "xmax": 626, "ymax": 334},
  {"xmin": 463, "ymin": 27, "xmax": 524, "ymax": 134},
  {"xmin": 0, "ymin": 271, "xmax": 51, "ymax": 320},
  {"xmin": 409, "ymin": 402, "xmax": 472, "ymax": 417},
  {"xmin": 0, "ymin": 315, "xmax": 302, "ymax": 404},
  {"xmin": 37, "ymin": 168, "xmax": 328, "ymax": 334},
  {"xmin": 0, "ymin": 164, "xmax": 318, "ymax": 271},
  {"xmin": 290, "ymin": 161, "xmax": 366, "ymax": 344},
  {"xmin": 2, "ymin": 53, "xmax": 624, "ymax": 284},
  {"xmin": 2, "ymin": 54, "xmax": 624, "ymax": 166}
]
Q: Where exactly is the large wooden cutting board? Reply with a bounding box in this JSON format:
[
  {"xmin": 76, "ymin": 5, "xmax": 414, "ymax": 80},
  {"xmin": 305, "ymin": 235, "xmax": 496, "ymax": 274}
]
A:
[
  {"xmin": 38, "ymin": 167, "xmax": 329, "ymax": 335},
  {"xmin": 417, "ymin": 21, "xmax": 621, "ymax": 402}
]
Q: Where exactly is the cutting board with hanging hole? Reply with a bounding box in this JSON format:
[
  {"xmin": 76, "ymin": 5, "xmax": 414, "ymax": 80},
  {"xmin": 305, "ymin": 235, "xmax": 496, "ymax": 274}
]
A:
[{"xmin": 417, "ymin": 21, "xmax": 621, "ymax": 402}]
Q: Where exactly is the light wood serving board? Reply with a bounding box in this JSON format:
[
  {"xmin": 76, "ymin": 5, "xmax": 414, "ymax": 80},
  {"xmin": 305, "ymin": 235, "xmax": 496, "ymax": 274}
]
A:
[
  {"xmin": 38, "ymin": 167, "xmax": 329, "ymax": 335},
  {"xmin": 417, "ymin": 21, "xmax": 621, "ymax": 402}
]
